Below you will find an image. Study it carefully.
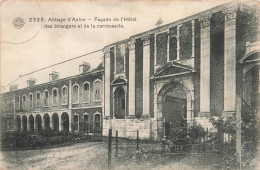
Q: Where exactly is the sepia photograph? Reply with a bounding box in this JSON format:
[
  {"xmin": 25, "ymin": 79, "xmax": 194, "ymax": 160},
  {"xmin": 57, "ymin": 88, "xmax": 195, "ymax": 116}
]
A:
[{"xmin": 0, "ymin": 0, "xmax": 260, "ymax": 169}]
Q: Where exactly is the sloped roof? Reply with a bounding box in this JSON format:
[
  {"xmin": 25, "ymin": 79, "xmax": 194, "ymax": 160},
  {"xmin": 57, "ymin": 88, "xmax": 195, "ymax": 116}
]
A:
[{"xmin": 5, "ymin": 50, "xmax": 103, "ymax": 92}]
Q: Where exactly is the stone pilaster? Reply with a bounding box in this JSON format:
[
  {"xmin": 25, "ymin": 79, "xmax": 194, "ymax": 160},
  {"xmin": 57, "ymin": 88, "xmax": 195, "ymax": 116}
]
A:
[
  {"xmin": 223, "ymin": 7, "xmax": 237, "ymax": 117},
  {"xmin": 199, "ymin": 15, "xmax": 211, "ymax": 117},
  {"xmin": 142, "ymin": 36, "xmax": 151, "ymax": 117},
  {"xmin": 104, "ymin": 48, "xmax": 111, "ymax": 118},
  {"xmin": 177, "ymin": 25, "xmax": 181, "ymax": 60},
  {"xmin": 27, "ymin": 116, "xmax": 30, "ymax": 131},
  {"xmin": 128, "ymin": 40, "xmax": 136, "ymax": 117},
  {"xmin": 191, "ymin": 20, "xmax": 195, "ymax": 68},
  {"xmin": 69, "ymin": 80, "xmax": 72, "ymax": 109},
  {"xmin": 59, "ymin": 114, "xmax": 62, "ymax": 131}
]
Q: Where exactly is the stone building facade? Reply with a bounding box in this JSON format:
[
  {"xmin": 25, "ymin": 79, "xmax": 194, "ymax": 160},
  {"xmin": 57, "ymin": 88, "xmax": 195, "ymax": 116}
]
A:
[
  {"xmin": 102, "ymin": 2, "xmax": 260, "ymax": 140},
  {"xmin": 1, "ymin": 63, "xmax": 103, "ymax": 134},
  {"xmin": 1, "ymin": 2, "xmax": 259, "ymax": 141}
]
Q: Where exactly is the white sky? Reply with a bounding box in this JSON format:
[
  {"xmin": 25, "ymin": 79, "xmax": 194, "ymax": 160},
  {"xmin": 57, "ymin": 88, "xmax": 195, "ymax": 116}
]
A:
[{"xmin": 1, "ymin": 0, "xmax": 232, "ymax": 87}]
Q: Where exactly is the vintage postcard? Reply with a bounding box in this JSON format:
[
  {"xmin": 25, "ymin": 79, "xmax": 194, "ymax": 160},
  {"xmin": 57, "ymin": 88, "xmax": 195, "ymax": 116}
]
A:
[{"xmin": 0, "ymin": 0, "xmax": 260, "ymax": 169}]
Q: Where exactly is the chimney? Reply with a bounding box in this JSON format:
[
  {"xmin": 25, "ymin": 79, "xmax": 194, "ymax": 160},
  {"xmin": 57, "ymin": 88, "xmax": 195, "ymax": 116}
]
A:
[
  {"xmin": 49, "ymin": 71, "xmax": 59, "ymax": 81},
  {"xmin": 79, "ymin": 62, "xmax": 91, "ymax": 74},
  {"xmin": 9, "ymin": 84, "xmax": 18, "ymax": 91},
  {"xmin": 27, "ymin": 78, "xmax": 36, "ymax": 87}
]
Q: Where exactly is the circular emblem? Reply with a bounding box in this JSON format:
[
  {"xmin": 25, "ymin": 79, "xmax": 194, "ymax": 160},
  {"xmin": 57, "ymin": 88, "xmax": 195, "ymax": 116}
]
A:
[{"xmin": 13, "ymin": 17, "xmax": 25, "ymax": 29}]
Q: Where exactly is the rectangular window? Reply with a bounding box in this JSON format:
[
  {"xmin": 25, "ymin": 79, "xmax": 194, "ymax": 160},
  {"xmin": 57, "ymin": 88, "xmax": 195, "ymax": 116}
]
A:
[{"xmin": 116, "ymin": 43, "xmax": 125, "ymax": 74}]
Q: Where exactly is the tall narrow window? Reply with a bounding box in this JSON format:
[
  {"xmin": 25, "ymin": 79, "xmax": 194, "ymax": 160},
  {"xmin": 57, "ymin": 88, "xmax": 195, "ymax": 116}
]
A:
[
  {"xmin": 29, "ymin": 93, "xmax": 33, "ymax": 108},
  {"xmin": 94, "ymin": 113, "xmax": 101, "ymax": 133},
  {"xmin": 22, "ymin": 95, "xmax": 26, "ymax": 109},
  {"xmin": 82, "ymin": 82, "xmax": 90, "ymax": 103},
  {"xmin": 73, "ymin": 85, "xmax": 79, "ymax": 103},
  {"xmin": 53, "ymin": 89, "xmax": 58, "ymax": 106},
  {"xmin": 36, "ymin": 92, "xmax": 41, "ymax": 106},
  {"xmin": 44, "ymin": 91, "xmax": 49, "ymax": 106},
  {"xmin": 73, "ymin": 114, "xmax": 79, "ymax": 131},
  {"xmin": 94, "ymin": 79, "xmax": 101, "ymax": 101},
  {"xmin": 83, "ymin": 113, "xmax": 89, "ymax": 132},
  {"xmin": 62, "ymin": 86, "xmax": 68, "ymax": 104},
  {"xmin": 169, "ymin": 37, "xmax": 177, "ymax": 61},
  {"xmin": 16, "ymin": 96, "xmax": 20, "ymax": 110}
]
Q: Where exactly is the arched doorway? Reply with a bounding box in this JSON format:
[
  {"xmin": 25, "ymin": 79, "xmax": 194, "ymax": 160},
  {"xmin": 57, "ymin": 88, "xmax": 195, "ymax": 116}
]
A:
[
  {"xmin": 157, "ymin": 82, "xmax": 192, "ymax": 137},
  {"xmin": 16, "ymin": 115, "xmax": 21, "ymax": 131},
  {"xmin": 61, "ymin": 112, "xmax": 69, "ymax": 132},
  {"xmin": 22, "ymin": 115, "xmax": 27, "ymax": 131},
  {"xmin": 243, "ymin": 65, "xmax": 260, "ymax": 111},
  {"xmin": 43, "ymin": 113, "xmax": 50, "ymax": 130},
  {"xmin": 52, "ymin": 113, "xmax": 59, "ymax": 132},
  {"xmin": 114, "ymin": 87, "xmax": 126, "ymax": 119},
  {"xmin": 35, "ymin": 114, "xmax": 42, "ymax": 132},
  {"xmin": 29, "ymin": 115, "xmax": 34, "ymax": 132}
]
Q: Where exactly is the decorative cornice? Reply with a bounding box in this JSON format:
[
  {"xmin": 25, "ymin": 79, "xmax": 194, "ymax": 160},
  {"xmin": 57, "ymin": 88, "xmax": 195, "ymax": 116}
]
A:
[
  {"xmin": 199, "ymin": 14, "xmax": 212, "ymax": 28},
  {"xmin": 128, "ymin": 40, "xmax": 135, "ymax": 50},
  {"xmin": 142, "ymin": 36, "xmax": 151, "ymax": 46},
  {"xmin": 103, "ymin": 48, "xmax": 110, "ymax": 58}
]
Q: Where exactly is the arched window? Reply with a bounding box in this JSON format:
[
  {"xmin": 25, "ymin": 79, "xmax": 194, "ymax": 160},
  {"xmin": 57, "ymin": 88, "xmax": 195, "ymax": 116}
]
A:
[
  {"xmin": 114, "ymin": 87, "xmax": 126, "ymax": 119},
  {"xmin": 44, "ymin": 90, "xmax": 49, "ymax": 106},
  {"xmin": 36, "ymin": 92, "xmax": 41, "ymax": 107},
  {"xmin": 73, "ymin": 84, "xmax": 79, "ymax": 103},
  {"xmin": 83, "ymin": 113, "xmax": 90, "ymax": 133},
  {"xmin": 62, "ymin": 86, "xmax": 68, "ymax": 104},
  {"xmin": 52, "ymin": 88, "xmax": 58, "ymax": 106},
  {"xmin": 94, "ymin": 112, "xmax": 101, "ymax": 133},
  {"xmin": 94, "ymin": 79, "xmax": 101, "ymax": 101},
  {"xmin": 82, "ymin": 82, "xmax": 90, "ymax": 103},
  {"xmin": 29, "ymin": 93, "xmax": 33, "ymax": 108},
  {"xmin": 73, "ymin": 113, "xmax": 79, "ymax": 131},
  {"xmin": 22, "ymin": 95, "xmax": 26, "ymax": 109},
  {"xmin": 16, "ymin": 96, "xmax": 20, "ymax": 110}
]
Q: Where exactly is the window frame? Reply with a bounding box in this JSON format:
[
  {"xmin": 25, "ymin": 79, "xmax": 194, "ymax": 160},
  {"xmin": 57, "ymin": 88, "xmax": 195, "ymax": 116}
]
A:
[
  {"xmin": 36, "ymin": 91, "xmax": 41, "ymax": 107},
  {"xmin": 93, "ymin": 79, "xmax": 101, "ymax": 102},
  {"xmin": 22, "ymin": 94, "xmax": 26, "ymax": 109},
  {"xmin": 83, "ymin": 112, "xmax": 90, "ymax": 132},
  {"xmin": 82, "ymin": 81, "xmax": 90, "ymax": 103},
  {"xmin": 61, "ymin": 85, "xmax": 68, "ymax": 105},
  {"xmin": 16, "ymin": 96, "xmax": 20, "ymax": 110},
  {"xmin": 29, "ymin": 93, "xmax": 33, "ymax": 109},
  {"xmin": 73, "ymin": 113, "xmax": 79, "ymax": 132},
  {"xmin": 44, "ymin": 90, "xmax": 49, "ymax": 107},
  {"xmin": 52, "ymin": 88, "xmax": 58, "ymax": 106},
  {"xmin": 72, "ymin": 84, "xmax": 79, "ymax": 104},
  {"xmin": 93, "ymin": 111, "xmax": 101, "ymax": 133}
]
